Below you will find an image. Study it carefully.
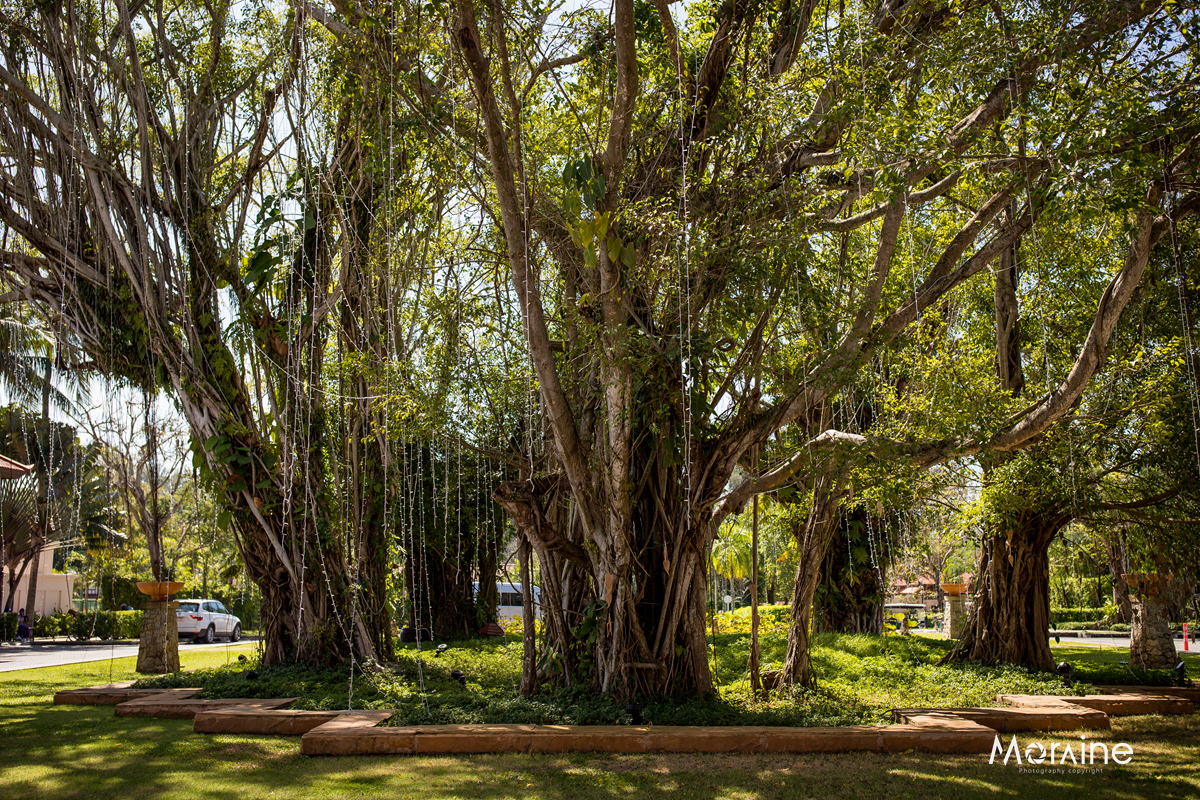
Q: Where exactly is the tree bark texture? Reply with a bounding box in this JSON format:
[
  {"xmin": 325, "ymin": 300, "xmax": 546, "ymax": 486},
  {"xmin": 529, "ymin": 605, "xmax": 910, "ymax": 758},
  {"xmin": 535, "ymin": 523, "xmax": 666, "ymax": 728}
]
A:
[
  {"xmin": 781, "ymin": 473, "xmax": 847, "ymax": 687},
  {"xmin": 1104, "ymin": 532, "xmax": 1134, "ymax": 625},
  {"xmin": 943, "ymin": 509, "xmax": 1070, "ymax": 671},
  {"xmin": 815, "ymin": 508, "xmax": 890, "ymax": 635}
]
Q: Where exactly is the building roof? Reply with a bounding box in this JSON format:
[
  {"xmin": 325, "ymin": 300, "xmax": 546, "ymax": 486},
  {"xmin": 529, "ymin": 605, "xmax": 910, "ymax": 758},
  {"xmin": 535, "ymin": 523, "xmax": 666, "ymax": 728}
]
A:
[{"xmin": 0, "ymin": 453, "xmax": 33, "ymax": 480}]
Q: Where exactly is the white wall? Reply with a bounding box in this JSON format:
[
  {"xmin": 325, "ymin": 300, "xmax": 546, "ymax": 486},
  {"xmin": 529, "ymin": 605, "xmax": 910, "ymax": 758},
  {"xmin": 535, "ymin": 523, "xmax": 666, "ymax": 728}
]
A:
[{"xmin": 1, "ymin": 545, "xmax": 77, "ymax": 616}]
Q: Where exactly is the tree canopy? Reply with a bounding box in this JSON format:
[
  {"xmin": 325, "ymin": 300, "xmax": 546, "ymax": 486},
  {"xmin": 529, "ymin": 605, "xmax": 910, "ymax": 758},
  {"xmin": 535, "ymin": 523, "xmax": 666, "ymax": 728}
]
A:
[{"xmin": 0, "ymin": 0, "xmax": 1197, "ymax": 695}]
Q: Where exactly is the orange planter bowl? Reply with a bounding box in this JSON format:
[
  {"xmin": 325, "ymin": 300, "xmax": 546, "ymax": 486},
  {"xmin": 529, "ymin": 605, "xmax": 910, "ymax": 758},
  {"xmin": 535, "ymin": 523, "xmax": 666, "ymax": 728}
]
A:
[
  {"xmin": 135, "ymin": 581, "xmax": 185, "ymax": 601},
  {"xmin": 940, "ymin": 583, "xmax": 968, "ymax": 597}
]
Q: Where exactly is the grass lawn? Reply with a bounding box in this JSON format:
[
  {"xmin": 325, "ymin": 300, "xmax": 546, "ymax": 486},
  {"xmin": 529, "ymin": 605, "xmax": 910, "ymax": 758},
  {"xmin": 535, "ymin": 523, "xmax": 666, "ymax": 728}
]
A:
[
  {"xmin": 125, "ymin": 626, "xmax": 1196, "ymax": 728},
  {"xmin": 2, "ymin": 645, "xmax": 1200, "ymax": 799}
]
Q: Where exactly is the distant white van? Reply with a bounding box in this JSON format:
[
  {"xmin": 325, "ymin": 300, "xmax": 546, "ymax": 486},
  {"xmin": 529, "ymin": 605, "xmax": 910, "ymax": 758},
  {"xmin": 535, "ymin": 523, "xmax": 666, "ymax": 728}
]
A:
[{"xmin": 474, "ymin": 582, "xmax": 542, "ymax": 622}]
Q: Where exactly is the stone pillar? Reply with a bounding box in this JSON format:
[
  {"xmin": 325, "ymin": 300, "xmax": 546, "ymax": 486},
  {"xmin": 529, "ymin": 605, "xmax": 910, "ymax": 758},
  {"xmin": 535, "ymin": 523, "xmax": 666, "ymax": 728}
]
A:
[
  {"xmin": 137, "ymin": 601, "xmax": 180, "ymax": 674},
  {"xmin": 1130, "ymin": 599, "xmax": 1177, "ymax": 670},
  {"xmin": 943, "ymin": 596, "xmax": 968, "ymax": 639}
]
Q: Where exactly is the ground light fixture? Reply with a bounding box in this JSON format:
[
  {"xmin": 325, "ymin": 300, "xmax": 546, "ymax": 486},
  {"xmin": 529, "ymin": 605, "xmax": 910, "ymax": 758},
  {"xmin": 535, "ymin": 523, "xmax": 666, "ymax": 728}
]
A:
[{"xmin": 1056, "ymin": 661, "xmax": 1073, "ymax": 687}]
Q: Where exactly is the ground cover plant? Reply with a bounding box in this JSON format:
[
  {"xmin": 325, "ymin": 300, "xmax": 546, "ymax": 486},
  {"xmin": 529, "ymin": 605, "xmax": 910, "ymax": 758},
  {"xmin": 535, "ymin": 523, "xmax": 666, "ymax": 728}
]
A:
[
  {"xmin": 3, "ymin": 649, "xmax": 1200, "ymax": 800},
  {"xmin": 129, "ymin": 631, "xmax": 1193, "ymax": 727}
]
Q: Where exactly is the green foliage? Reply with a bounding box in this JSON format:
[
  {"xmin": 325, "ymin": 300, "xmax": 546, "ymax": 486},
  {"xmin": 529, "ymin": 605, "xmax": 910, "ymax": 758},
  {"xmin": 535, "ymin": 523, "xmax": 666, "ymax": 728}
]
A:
[
  {"xmin": 1053, "ymin": 622, "xmax": 1131, "ymax": 632},
  {"xmin": 137, "ymin": 631, "xmax": 1082, "ymax": 727},
  {"xmin": 68, "ymin": 611, "xmax": 142, "ymax": 641},
  {"xmin": 1066, "ymin": 661, "xmax": 1176, "ymax": 687},
  {"xmin": 31, "ymin": 613, "xmax": 71, "ymax": 639},
  {"xmin": 1050, "ymin": 607, "xmax": 1109, "ymax": 625},
  {"xmin": 711, "ymin": 604, "xmax": 791, "ymax": 636}
]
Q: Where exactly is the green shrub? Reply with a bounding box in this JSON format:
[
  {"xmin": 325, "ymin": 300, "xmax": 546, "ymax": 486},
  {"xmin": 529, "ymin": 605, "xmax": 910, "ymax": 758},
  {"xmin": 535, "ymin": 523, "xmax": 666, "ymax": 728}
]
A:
[
  {"xmin": 1068, "ymin": 661, "xmax": 1175, "ymax": 686},
  {"xmin": 1050, "ymin": 607, "xmax": 1106, "ymax": 625},
  {"xmin": 0, "ymin": 611, "xmax": 73, "ymax": 639},
  {"xmin": 32, "ymin": 613, "xmax": 72, "ymax": 638},
  {"xmin": 1053, "ymin": 621, "xmax": 1134, "ymax": 632},
  {"xmin": 711, "ymin": 605, "xmax": 791, "ymax": 636},
  {"xmin": 70, "ymin": 610, "xmax": 142, "ymax": 640},
  {"xmin": 135, "ymin": 631, "xmax": 1081, "ymax": 728}
]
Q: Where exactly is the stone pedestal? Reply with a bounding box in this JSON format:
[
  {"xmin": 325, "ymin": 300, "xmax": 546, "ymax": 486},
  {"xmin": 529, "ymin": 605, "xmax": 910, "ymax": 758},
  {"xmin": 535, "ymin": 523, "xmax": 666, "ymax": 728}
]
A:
[
  {"xmin": 137, "ymin": 601, "xmax": 180, "ymax": 674},
  {"xmin": 1130, "ymin": 599, "xmax": 1177, "ymax": 670},
  {"xmin": 943, "ymin": 596, "xmax": 968, "ymax": 639}
]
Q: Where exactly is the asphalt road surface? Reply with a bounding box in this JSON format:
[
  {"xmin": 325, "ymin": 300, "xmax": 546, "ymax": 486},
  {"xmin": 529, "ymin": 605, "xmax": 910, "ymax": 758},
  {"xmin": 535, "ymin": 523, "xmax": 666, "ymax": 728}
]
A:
[{"xmin": 0, "ymin": 637, "xmax": 259, "ymax": 673}]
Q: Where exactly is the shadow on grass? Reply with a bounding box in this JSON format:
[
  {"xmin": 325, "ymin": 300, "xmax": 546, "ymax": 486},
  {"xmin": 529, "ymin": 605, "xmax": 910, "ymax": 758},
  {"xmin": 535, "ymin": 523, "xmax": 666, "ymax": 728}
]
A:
[{"xmin": 2, "ymin": 703, "xmax": 1199, "ymax": 800}]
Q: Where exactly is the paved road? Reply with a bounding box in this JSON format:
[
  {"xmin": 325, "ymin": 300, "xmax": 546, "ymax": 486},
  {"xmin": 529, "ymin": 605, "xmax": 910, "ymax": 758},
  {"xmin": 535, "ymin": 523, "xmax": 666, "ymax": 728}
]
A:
[
  {"xmin": 0, "ymin": 638, "xmax": 259, "ymax": 673},
  {"xmin": 1053, "ymin": 634, "xmax": 1200, "ymax": 653}
]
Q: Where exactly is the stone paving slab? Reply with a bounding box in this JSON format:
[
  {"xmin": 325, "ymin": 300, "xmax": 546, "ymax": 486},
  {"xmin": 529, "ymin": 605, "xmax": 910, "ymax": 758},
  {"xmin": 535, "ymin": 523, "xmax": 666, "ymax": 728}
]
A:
[
  {"xmin": 893, "ymin": 706, "xmax": 1110, "ymax": 732},
  {"xmin": 299, "ymin": 712, "xmax": 401, "ymax": 755},
  {"xmin": 998, "ymin": 693, "xmax": 1194, "ymax": 716},
  {"xmin": 298, "ymin": 717, "xmax": 999, "ymax": 756},
  {"xmin": 54, "ymin": 681, "xmax": 201, "ymax": 706},
  {"xmin": 115, "ymin": 694, "xmax": 296, "ymax": 719},
  {"xmin": 1093, "ymin": 685, "xmax": 1200, "ymax": 702},
  {"xmin": 194, "ymin": 708, "xmax": 350, "ymax": 735},
  {"xmin": 878, "ymin": 719, "xmax": 999, "ymax": 754}
]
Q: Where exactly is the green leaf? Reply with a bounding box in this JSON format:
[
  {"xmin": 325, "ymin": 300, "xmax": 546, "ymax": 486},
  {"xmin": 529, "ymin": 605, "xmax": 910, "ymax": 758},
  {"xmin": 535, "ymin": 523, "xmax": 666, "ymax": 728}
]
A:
[
  {"xmin": 607, "ymin": 235, "xmax": 622, "ymax": 263},
  {"xmin": 621, "ymin": 243, "xmax": 636, "ymax": 268}
]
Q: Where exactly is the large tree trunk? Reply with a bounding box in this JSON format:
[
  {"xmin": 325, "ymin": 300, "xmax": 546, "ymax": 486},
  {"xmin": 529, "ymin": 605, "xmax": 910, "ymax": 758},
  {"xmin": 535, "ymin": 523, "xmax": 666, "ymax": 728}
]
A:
[
  {"xmin": 4, "ymin": 555, "xmax": 32, "ymax": 613},
  {"xmin": 781, "ymin": 473, "xmax": 846, "ymax": 687},
  {"xmin": 495, "ymin": 464, "xmax": 716, "ymax": 698},
  {"xmin": 400, "ymin": 440, "xmax": 506, "ymax": 642},
  {"xmin": 943, "ymin": 510, "xmax": 1068, "ymax": 670},
  {"xmin": 406, "ymin": 543, "xmax": 478, "ymax": 640},
  {"xmin": 1104, "ymin": 531, "xmax": 1134, "ymax": 624},
  {"xmin": 815, "ymin": 509, "xmax": 889, "ymax": 635}
]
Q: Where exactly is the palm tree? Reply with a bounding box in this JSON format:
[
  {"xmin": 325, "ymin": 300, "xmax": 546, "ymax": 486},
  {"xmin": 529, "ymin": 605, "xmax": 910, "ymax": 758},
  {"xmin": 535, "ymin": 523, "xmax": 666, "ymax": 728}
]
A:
[
  {"xmin": 0, "ymin": 474, "xmax": 37, "ymax": 612},
  {"xmin": 0, "ymin": 303, "xmax": 88, "ymax": 623},
  {"xmin": 0, "ymin": 305, "xmax": 84, "ymax": 415}
]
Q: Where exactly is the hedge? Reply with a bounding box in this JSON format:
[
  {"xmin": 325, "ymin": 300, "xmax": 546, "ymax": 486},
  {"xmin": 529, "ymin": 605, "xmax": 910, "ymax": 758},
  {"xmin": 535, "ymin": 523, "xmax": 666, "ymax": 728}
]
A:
[
  {"xmin": 1, "ymin": 610, "xmax": 144, "ymax": 641},
  {"xmin": 69, "ymin": 610, "xmax": 142, "ymax": 640},
  {"xmin": 1049, "ymin": 607, "xmax": 1107, "ymax": 624},
  {"xmin": 2, "ymin": 611, "xmax": 74, "ymax": 639}
]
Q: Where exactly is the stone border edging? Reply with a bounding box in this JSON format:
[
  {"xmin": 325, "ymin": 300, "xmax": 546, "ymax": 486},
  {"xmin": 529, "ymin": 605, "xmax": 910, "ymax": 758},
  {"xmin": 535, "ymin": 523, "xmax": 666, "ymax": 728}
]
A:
[{"xmin": 49, "ymin": 682, "xmax": 1195, "ymax": 757}]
